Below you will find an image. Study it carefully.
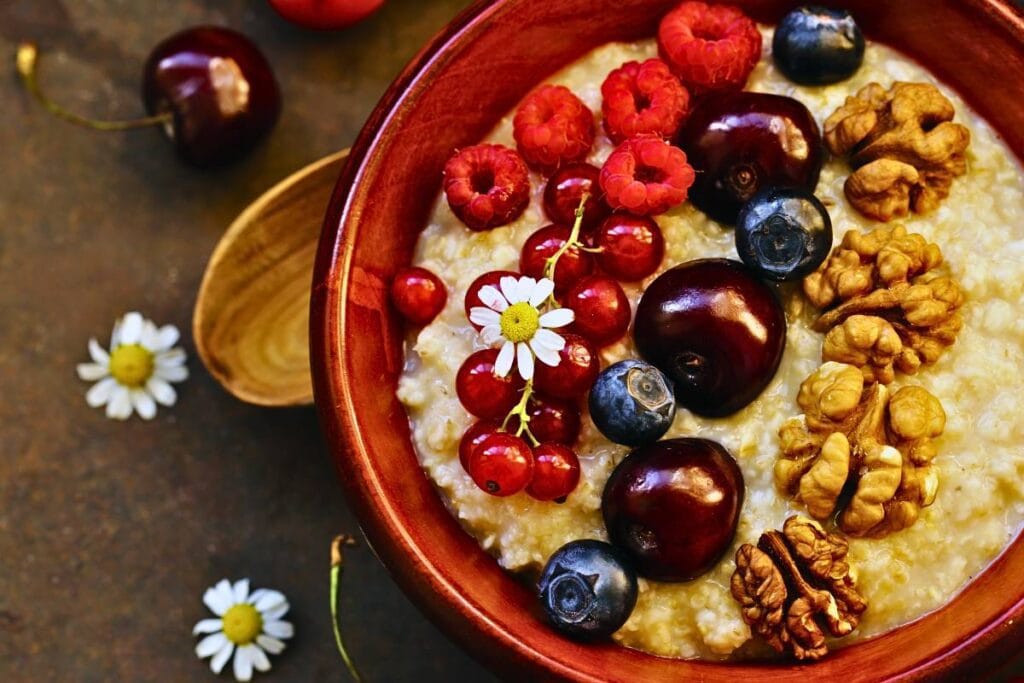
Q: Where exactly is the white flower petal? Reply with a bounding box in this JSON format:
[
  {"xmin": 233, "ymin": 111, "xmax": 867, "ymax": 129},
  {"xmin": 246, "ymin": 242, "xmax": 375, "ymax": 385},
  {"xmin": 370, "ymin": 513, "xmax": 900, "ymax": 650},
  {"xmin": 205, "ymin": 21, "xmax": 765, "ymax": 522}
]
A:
[
  {"xmin": 499, "ymin": 276, "xmax": 520, "ymax": 304},
  {"xmin": 477, "ymin": 285, "xmax": 508, "ymax": 312},
  {"xmin": 204, "ymin": 584, "xmax": 232, "ymax": 616},
  {"xmin": 261, "ymin": 603, "xmax": 290, "ymax": 623},
  {"xmin": 233, "ymin": 642, "xmax": 254, "ymax": 682},
  {"xmin": 193, "ymin": 618, "xmax": 224, "ymax": 636},
  {"xmin": 253, "ymin": 590, "xmax": 287, "ymax": 613},
  {"xmin": 119, "ymin": 312, "xmax": 144, "ymax": 345},
  {"xmin": 140, "ymin": 321, "xmax": 160, "ymax": 351},
  {"xmin": 249, "ymin": 645, "xmax": 271, "ymax": 672},
  {"xmin": 131, "ymin": 389, "xmax": 157, "ymax": 420},
  {"xmin": 110, "ymin": 319, "xmax": 122, "ymax": 348},
  {"xmin": 531, "ymin": 328, "xmax": 566, "ymax": 352},
  {"xmin": 515, "ymin": 276, "xmax": 537, "ymax": 304},
  {"xmin": 480, "ymin": 325, "xmax": 504, "ymax": 345},
  {"xmin": 146, "ymin": 377, "xmax": 177, "ymax": 406},
  {"xmin": 77, "ymin": 363, "xmax": 110, "ymax": 382},
  {"xmin": 528, "ymin": 278, "xmax": 555, "ymax": 307},
  {"xmin": 256, "ymin": 635, "xmax": 286, "ymax": 655},
  {"xmin": 211, "ymin": 642, "xmax": 234, "ymax": 674},
  {"xmin": 155, "ymin": 364, "xmax": 189, "ymax": 383},
  {"xmin": 233, "ymin": 578, "xmax": 250, "ymax": 604},
  {"xmin": 262, "ymin": 620, "xmax": 294, "ymax": 640},
  {"xmin": 155, "ymin": 325, "xmax": 181, "ymax": 352},
  {"xmin": 155, "ymin": 348, "xmax": 187, "ymax": 367},
  {"xmin": 106, "ymin": 386, "xmax": 132, "ymax": 420},
  {"xmin": 196, "ymin": 632, "xmax": 229, "ymax": 658},
  {"xmin": 530, "ymin": 339, "xmax": 561, "ymax": 367},
  {"xmin": 247, "ymin": 589, "xmax": 268, "ymax": 605},
  {"xmin": 469, "ymin": 307, "xmax": 501, "ymax": 327},
  {"xmin": 539, "ymin": 308, "xmax": 574, "ymax": 328},
  {"xmin": 88, "ymin": 338, "xmax": 110, "ymax": 365},
  {"xmin": 516, "ymin": 342, "xmax": 534, "ymax": 381},
  {"xmin": 215, "ymin": 579, "xmax": 237, "ymax": 611},
  {"xmin": 86, "ymin": 377, "xmax": 118, "ymax": 407},
  {"xmin": 494, "ymin": 341, "xmax": 515, "ymax": 377}
]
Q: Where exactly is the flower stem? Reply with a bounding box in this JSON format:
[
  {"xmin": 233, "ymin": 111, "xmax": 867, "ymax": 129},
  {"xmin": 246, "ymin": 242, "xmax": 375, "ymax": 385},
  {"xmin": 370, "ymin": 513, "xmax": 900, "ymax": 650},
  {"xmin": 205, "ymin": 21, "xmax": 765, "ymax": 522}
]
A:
[
  {"xmin": 16, "ymin": 42, "xmax": 173, "ymax": 131},
  {"xmin": 501, "ymin": 380, "xmax": 538, "ymax": 446},
  {"xmin": 543, "ymin": 193, "xmax": 590, "ymax": 306},
  {"xmin": 330, "ymin": 535, "xmax": 363, "ymax": 683}
]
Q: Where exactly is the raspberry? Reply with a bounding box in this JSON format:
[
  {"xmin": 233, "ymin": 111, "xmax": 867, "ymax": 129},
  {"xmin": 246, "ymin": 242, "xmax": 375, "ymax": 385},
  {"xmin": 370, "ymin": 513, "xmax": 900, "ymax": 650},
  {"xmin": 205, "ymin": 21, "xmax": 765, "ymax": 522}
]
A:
[
  {"xmin": 657, "ymin": 1, "xmax": 762, "ymax": 93},
  {"xmin": 513, "ymin": 84, "xmax": 595, "ymax": 172},
  {"xmin": 601, "ymin": 59, "xmax": 691, "ymax": 144},
  {"xmin": 599, "ymin": 136, "xmax": 695, "ymax": 216},
  {"xmin": 443, "ymin": 143, "xmax": 530, "ymax": 231}
]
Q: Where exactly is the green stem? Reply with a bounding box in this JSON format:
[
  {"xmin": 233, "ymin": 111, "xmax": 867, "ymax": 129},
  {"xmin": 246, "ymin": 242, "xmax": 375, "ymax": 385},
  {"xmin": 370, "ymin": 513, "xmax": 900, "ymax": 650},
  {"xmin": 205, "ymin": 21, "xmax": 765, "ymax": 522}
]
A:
[
  {"xmin": 501, "ymin": 380, "xmax": 538, "ymax": 446},
  {"xmin": 330, "ymin": 535, "xmax": 363, "ymax": 683},
  {"xmin": 16, "ymin": 42, "xmax": 173, "ymax": 131},
  {"xmin": 543, "ymin": 193, "xmax": 590, "ymax": 305}
]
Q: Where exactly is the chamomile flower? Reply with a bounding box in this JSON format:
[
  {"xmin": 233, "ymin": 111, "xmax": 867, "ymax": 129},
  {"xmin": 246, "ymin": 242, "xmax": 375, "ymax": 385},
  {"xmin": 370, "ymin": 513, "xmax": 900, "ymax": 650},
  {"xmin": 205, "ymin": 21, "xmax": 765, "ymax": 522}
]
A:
[
  {"xmin": 194, "ymin": 579, "xmax": 293, "ymax": 682},
  {"xmin": 75, "ymin": 311, "xmax": 187, "ymax": 420},
  {"xmin": 469, "ymin": 275, "xmax": 574, "ymax": 382}
]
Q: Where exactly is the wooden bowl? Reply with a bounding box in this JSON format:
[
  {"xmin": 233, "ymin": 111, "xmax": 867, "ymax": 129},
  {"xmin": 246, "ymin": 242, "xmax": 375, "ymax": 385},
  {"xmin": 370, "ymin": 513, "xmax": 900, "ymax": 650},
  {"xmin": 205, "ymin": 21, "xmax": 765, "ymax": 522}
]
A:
[{"xmin": 311, "ymin": 1, "xmax": 1024, "ymax": 679}]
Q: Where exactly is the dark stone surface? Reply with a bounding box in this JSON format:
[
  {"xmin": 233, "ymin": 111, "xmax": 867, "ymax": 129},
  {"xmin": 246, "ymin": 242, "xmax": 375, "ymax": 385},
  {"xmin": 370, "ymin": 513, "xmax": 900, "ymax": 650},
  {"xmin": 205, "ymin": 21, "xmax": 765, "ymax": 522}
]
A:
[{"xmin": 1, "ymin": 1, "xmax": 1022, "ymax": 681}]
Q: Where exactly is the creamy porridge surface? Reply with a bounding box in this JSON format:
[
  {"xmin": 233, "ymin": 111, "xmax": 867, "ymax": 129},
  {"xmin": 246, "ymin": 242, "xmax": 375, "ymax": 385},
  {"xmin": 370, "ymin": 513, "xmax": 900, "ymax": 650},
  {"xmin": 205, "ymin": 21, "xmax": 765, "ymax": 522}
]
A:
[{"xmin": 396, "ymin": 28, "xmax": 1024, "ymax": 659}]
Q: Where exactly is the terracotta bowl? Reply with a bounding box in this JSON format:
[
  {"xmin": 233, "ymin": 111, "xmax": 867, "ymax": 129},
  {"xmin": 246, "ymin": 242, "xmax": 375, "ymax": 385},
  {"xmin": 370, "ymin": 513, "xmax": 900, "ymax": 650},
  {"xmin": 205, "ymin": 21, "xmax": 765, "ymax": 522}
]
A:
[{"xmin": 311, "ymin": 1, "xmax": 1024, "ymax": 679}]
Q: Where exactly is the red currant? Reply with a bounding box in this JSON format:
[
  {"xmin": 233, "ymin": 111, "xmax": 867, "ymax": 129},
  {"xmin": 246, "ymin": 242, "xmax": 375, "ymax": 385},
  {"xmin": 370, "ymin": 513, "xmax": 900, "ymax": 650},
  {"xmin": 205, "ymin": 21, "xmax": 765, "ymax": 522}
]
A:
[
  {"xmin": 565, "ymin": 275, "xmax": 631, "ymax": 347},
  {"xmin": 533, "ymin": 333, "xmax": 600, "ymax": 399},
  {"xmin": 595, "ymin": 214, "xmax": 666, "ymax": 281},
  {"xmin": 542, "ymin": 163, "xmax": 610, "ymax": 231},
  {"xmin": 464, "ymin": 270, "xmax": 519, "ymax": 329},
  {"xmin": 468, "ymin": 433, "xmax": 534, "ymax": 496},
  {"xmin": 459, "ymin": 420, "xmax": 502, "ymax": 471},
  {"xmin": 456, "ymin": 349, "xmax": 525, "ymax": 420},
  {"xmin": 506, "ymin": 394, "xmax": 581, "ymax": 446},
  {"xmin": 520, "ymin": 225, "xmax": 594, "ymax": 294},
  {"xmin": 390, "ymin": 267, "xmax": 447, "ymax": 325},
  {"xmin": 527, "ymin": 443, "xmax": 581, "ymax": 502}
]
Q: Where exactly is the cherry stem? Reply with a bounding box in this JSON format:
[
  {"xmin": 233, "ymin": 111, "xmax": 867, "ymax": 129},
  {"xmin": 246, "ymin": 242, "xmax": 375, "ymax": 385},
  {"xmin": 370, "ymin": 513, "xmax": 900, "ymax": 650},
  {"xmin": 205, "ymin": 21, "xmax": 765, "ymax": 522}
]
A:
[
  {"xmin": 16, "ymin": 42, "xmax": 173, "ymax": 132},
  {"xmin": 330, "ymin": 535, "xmax": 363, "ymax": 683},
  {"xmin": 501, "ymin": 380, "xmax": 539, "ymax": 446},
  {"xmin": 543, "ymin": 193, "xmax": 590, "ymax": 305}
]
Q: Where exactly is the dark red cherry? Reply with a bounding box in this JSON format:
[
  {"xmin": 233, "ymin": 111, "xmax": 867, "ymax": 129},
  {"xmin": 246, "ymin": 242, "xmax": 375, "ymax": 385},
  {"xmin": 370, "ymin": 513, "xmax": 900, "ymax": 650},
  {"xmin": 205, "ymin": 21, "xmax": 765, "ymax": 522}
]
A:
[
  {"xmin": 390, "ymin": 267, "xmax": 447, "ymax": 325},
  {"xmin": 468, "ymin": 433, "xmax": 534, "ymax": 497},
  {"xmin": 465, "ymin": 270, "xmax": 519, "ymax": 329},
  {"xmin": 634, "ymin": 259, "xmax": 786, "ymax": 417},
  {"xmin": 533, "ymin": 333, "xmax": 600, "ymax": 399},
  {"xmin": 676, "ymin": 91, "xmax": 822, "ymax": 225},
  {"xmin": 520, "ymin": 225, "xmax": 595, "ymax": 294},
  {"xmin": 527, "ymin": 443, "xmax": 582, "ymax": 502},
  {"xmin": 594, "ymin": 214, "xmax": 665, "ymax": 282},
  {"xmin": 564, "ymin": 275, "xmax": 631, "ymax": 347},
  {"xmin": 602, "ymin": 437, "xmax": 744, "ymax": 581},
  {"xmin": 543, "ymin": 163, "xmax": 610, "ymax": 231},
  {"xmin": 142, "ymin": 26, "xmax": 281, "ymax": 166},
  {"xmin": 456, "ymin": 349, "xmax": 525, "ymax": 420},
  {"xmin": 459, "ymin": 420, "xmax": 502, "ymax": 471},
  {"xmin": 507, "ymin": 394, "xmax": 581, "ymax": 446}
]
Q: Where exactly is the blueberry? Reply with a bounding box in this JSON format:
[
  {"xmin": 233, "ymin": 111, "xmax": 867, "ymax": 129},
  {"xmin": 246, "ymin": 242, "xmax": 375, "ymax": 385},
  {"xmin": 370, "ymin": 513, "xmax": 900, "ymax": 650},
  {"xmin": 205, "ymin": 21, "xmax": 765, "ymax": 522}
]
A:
[
  {"xmin": 735, "ymin": 187, "xmax": 833, "ymax": 282},
  {"xmin": 538, "ymin": 540, "xmax": 638, "ymax": 639},
  {"xmin": 772, "ymin": 6, "xmax": 865, "ymax": 85},
  {"xmin": 588, "ymin": 360, "xmax": 676, "ymax": 447}
]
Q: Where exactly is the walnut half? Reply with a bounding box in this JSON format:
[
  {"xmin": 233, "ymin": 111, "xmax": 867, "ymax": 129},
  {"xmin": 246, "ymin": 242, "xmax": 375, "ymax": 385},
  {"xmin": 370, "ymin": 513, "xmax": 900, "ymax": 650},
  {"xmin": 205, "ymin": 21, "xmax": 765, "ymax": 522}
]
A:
[
  {"xmin": 824, "ymin": 81, "xmax": 970, "ymax": 221},
  {"xmin": 731, "ymin": 516, "xmax": 867, "ymax": 660},
  {"xmin": 775, "ymin": 362, "xmax": 946, "ymax": 537}
]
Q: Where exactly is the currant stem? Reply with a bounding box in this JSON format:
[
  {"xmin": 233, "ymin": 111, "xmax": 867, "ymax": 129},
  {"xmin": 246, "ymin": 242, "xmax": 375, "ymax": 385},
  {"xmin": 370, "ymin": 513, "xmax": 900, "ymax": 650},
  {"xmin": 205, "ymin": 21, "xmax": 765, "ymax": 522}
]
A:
[
  {"xmin": 15, "ymin": 42, "xmax": 173, "ymax": 131},
  {"xmin": 501, "ymin": 380, "xmax": 539, "ymax": 446},
  {"xmin": 330, "ymin": 535, "xmax": 364, "ymax": 683},
  {"xmin": 543, "ymin": 193, "xmax": 590, "ymax": 296}
]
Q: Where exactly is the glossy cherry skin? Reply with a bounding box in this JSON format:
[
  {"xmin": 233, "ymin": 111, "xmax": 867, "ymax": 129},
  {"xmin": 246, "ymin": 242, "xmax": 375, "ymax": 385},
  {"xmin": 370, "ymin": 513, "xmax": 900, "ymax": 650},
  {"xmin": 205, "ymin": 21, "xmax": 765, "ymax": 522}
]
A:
[
  {"xmin": 142, "ymin": 26, "xmax": 281, "ymax": 167},
  {"xmin": 564, "ymin": 275, "xmax": 632, "ymax": 347},
  {"xmin": 456, "ymin": 349, "xmax": 526, "ymax": 420},
  {"xmin": 521, "ymin": 225, "xmax": 595, "ymax": 294},
  {"xmin": 634, "ymin": 259, "xmax": 786, "ymax": 417},
  {"xmin": 602, "ymin": 437, "xmax": 744, "ymax": 581},
  {"xmin": 675, "ymin": 91, "xmax": 823, "ymax": 225},
  {"xmin": 464, "ymin": 270, "xmax": 519, "ymax": 329},
  {"xmin": 267, "ymin": 0, "xmax": 384, "ymax": 30},
  {"xmin": 533, "ymin": 333, "xmax": 601, "ymax": 399},
  {"xmin": 594, "ymin": 213, "xmax": 665, "ymax": 282},
  {"xmin": 527, "ymin": 443, "xmax": 582, "ymax": 502},
  {"xmin": 459, "ymin": 420, "xmax": 502, "ymax": 471},
  {"xmin": 468, "ymin": 433, "xmax": 534, "ymax": 497},
  {"xmin": 507, "ymin": 394, "xmax": 582, "ymax": 446},
  {"xmin": 390, "ymin": 267, "xmax": 447, "ymax": 325},
  {"xmin": 543, "ymin": 163, "xmax": 610, "ymax": 231}
]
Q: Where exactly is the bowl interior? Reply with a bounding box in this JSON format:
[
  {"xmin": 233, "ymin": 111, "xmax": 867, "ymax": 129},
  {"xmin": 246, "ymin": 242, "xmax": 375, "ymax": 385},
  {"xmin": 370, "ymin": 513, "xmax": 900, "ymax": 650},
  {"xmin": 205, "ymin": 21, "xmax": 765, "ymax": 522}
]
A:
[{"xmin": 311, "ymin": 1, "xmax": 1024, "ymax": 679}]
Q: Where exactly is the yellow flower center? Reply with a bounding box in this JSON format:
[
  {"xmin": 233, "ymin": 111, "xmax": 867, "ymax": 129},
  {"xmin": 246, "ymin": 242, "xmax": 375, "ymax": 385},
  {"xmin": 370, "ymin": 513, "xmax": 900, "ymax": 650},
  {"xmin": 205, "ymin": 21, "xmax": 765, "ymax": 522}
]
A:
[
  {"xmin": 500, "ymin": 302, "xmax": 540, "ymax": 343},
  {"xmin": 222, "ymin": 603, "xmax": 263, "ymax": 645},
  {"xmin": 109, "ymin": 344, "xmax": 154, "ymax": 388}
]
